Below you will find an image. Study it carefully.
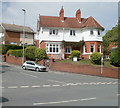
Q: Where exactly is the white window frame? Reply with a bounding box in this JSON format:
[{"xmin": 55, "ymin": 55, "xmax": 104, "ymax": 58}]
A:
[
  {"xmin": 98, "ymin": 44, "xmax": 101, "ymax": 53},
  {"xmin": 70, "ymin": 30, "xmax": 76, "ymax": 36},
  {"xmin": 46, "ymin": 43, "xmax": 61, "ymax": 54},
  {"xmin": 65, "ymin": 46, "xmax": 71, "ymax": 54},
  {"xmin": 49, "ymin": 29, "xmax": 58, "ymax": 35},
  {"xmin": 90, "ymin": 44, "xmax": 95, "ymax": 53}
]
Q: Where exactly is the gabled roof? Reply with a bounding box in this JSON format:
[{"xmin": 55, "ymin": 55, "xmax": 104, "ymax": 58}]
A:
[
  {"xmin": 39, "ymin": 15, "xmax": 104, "ymax": 30},
  {"xmin": 1, "ymin": 23, "xmax": 35, "ymax": 33}
]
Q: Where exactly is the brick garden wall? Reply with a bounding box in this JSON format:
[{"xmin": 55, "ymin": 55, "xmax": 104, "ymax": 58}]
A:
[
  {"xmin": 6, "ymin": 55, "xmax": 25, "ymax": 65},
  {"xmin": 50, "ymin": 62, "xmax": 119, "ymax": 79}
]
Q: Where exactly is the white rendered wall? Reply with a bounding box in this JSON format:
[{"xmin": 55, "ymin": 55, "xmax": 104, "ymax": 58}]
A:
[{"xmin": 38, "ymin": 27, "xmax": 103, "ymax": 42}]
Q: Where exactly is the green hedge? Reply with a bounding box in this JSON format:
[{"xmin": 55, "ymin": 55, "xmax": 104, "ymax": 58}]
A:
[
  {"xmin": 7, "ymin": 49, "xmax": 23, "ymax": 57},
  {"xmin": 2, "ymin": 44, "xmax": 23, "ymax": 54},
  {"xmin": 35, "ymin": 48, "xmax": 48, "ymax": 62},
  {"xmin": 110, "ymin": 48, "xmax": 120, "ymax": 67},
  {"xmin": 25, "ymin": 46, "xmax": 37, "ymax": 60},
  {"xmin": 90, "ymin": 52, "xmax": 102, "ymax": 65}
]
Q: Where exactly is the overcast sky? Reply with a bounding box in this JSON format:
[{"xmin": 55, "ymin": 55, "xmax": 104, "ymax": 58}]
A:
[{"xmin": 1, "ymin": 1, "xmax": 119, "ymax": 34}]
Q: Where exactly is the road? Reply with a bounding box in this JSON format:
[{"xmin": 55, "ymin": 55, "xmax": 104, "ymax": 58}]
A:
[{"xmin": 1, "ymin": 62, "xmax": 119, "ymax": 106}]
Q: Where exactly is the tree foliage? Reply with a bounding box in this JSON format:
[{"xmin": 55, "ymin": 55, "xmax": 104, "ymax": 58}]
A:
[
  {"xmin": 25, "ymin": 46, "xmax": 36, "ymax": 60},
  {"xmin": 35, "ymin": 48, "xmax": 48, "ymax": 62},
  {"xmin": 110, "ymin": 48, "xmax": 120, "ymax": 67},
  {"xmin": 90, "ymin": 52, "xmax": 102, "ymax": 65},
  {"xmin": 103, "ymin": 21, "xmax": 119, "ymax": 55},
  {"xmin": 70, "ymin": 50, "xmax": 81, "ymax": 59}
]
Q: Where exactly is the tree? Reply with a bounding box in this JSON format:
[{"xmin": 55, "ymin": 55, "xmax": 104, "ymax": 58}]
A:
[
  {"xmin": 35, "ymin": 48, "xmax": 48, "ymax": 62},
  {"xmin": 25, "ymin": 46, "xmax": 36, "ymax": 60}
]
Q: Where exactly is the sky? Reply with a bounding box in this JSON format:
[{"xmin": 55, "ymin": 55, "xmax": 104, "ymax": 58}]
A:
[{"xmin": 1, "ymin": 1, "xmax": 119, "ymax": 35}]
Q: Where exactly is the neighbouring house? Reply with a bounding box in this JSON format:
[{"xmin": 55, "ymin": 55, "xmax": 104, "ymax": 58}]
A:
[
  {"xmin": 36, "ymin": 7, "xmax": 104, "ymax": 59},
  {"xmin": 0, "ymin": 23, "xmax": 35, "ymax": 45}
]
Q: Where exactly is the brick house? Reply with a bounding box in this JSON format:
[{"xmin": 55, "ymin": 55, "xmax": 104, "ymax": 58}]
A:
[
  {"xmin": 36, "ymin": 7, "xmax": 104, "ymax": 59},
  {"xmin": 0, "ymin": 23, "xmax": 35, "ymax": 45}
]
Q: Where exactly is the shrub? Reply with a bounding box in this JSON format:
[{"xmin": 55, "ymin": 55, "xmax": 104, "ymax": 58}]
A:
[
  {"xmin": 25, "ymin": 46, "xmax": 36, "ymax": 60},
  {"xmin": 110, "ymin": 48, "xmax": 120, "ymax": 66},
  {"xmin": 35, "ymin": 48, "xmax": 48, "ymax": 62},
  {"xmin": 12, "ymin": 49, "xmax": 23, "ymax": 57},
  {"xmin": 2, "ymin": 44, "xmax": 23, "ymax": 54},
  {"xmin": 90, "ymin": 52, "xmax": 102, "ymax": 65},
  {"xmin": 7, "ymin": 50, "xmax": 14, "ymax": 56},
  {"xmin": 70, "ymin": 50, "xmax": 81, "ymax": 58}
]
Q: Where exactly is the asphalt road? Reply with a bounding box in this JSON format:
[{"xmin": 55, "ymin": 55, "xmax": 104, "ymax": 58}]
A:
[{"xmin": 1, "ymin": 62, "xmax": 119, "ymax": 106}]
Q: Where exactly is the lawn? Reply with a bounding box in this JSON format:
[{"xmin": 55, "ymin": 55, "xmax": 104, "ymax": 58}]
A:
[{"xmin": 57, "ymin": 59, "xmax": 118, "ymax": 69}]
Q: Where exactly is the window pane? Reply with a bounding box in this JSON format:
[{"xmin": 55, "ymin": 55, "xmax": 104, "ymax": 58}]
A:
[
  {"xmin": 98, "ymin": 30, "xmax": 100, "ymax": 35},
  {"xmin": 70, "ymin": 30, "xmax": 72, "ymax": 35},
  {"xmin": 49, "ymin": 29, "xmax": 52, "ymax": 35},
  {"xmin": 90, "ymin": 30, "xmax": 93, "ymax": 35}
]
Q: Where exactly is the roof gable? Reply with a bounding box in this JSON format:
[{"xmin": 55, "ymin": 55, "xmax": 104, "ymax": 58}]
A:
[{"xmin": 2, "ymin": 23, "xmax": 35, "ymax": 33}]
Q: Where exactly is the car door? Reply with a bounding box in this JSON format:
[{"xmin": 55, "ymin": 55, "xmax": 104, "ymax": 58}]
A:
[{"xmin": 30, "ymin": 62, "xmax": 36, "ymax": 70}]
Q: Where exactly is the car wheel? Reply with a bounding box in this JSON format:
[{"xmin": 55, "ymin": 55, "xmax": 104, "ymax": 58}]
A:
[
  {"xmin": 22, "ymin": 66, "xmax": 26, "ymax": 70},
  {"xmin": 36, "ymin": 68, "xmax": 39, "ymax": 72}
]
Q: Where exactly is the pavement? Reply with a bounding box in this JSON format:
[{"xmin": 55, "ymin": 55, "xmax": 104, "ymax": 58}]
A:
[{"xmin": 1, "ymin": 62, "xmax": 119, "ymax": 106}]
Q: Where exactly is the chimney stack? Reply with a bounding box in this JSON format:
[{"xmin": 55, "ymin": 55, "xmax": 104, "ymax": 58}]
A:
[
  {"xmin": 76, "ymin": 9, "xmax": 81, "ymax": 23},
  {"xmin": 59, "ymin": 6, "xmax": 64, "ymax": 22}
]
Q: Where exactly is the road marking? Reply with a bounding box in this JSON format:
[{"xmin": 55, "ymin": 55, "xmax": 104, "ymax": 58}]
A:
[
  {"xmin": 20, "ymin": 86, "xmax": 29, "ymax": 88},
  {"xmin": 52, "ymin": 85, "xmax": 60, "ymax": 87},
  {"xmin": 33, "ymin": 97, "xmax": 97, "ymax": 105},
  {"xmin": 112, "ymin": 82, "xmax": 118, "ymax": 84},
  {"xmin": 0, "ymin": 87, "xmax": 4, "ymax": 89},
  {"xmin": 8, "ymin": 86, "xmax": 18, "ymax": 89},
  {"xmin": 42, "ymin": 85, "xmax": 51, "ymax": 87},
  {"xmin": 20, "ymin": 72, "xmax": 38, "ymax": 78},
  {"xmin": 47, "ymin": 79, "xmax": 66, "ymax": 84},
  {"xmin": 32, "ymin": 85, "xmax": 41, "ymax": 88}
]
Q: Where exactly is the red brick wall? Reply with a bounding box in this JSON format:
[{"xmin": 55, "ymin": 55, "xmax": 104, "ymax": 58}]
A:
[
  {"xmin": 5, "ymin": 31, "xmax": 20, "ymax": 45},
  {"xmin": 50, "ymin": 62, "xmax": 119, "ymax": 79},
  {"xmin": 6, "ymin": 55, "xmax": 25, "ymax": 65}
]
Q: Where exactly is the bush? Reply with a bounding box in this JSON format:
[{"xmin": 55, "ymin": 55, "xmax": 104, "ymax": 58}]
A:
[
  {"xmin": 2, "ymin": 44, "xmax": 23, "ymax": 54},
  {"xmin": 12, "ymin": 49, "xmax": 23, "ymax": 57},
  {"xmin": 35, "ymin": 48, "xmax": 48, "ymax": 62},
  {"xmin": 110, "ymin": 48, "xmax": 120, "ymax": 66},
  {"xmin": 90, "ymin": 52, "xmax": 102, "ymax": 65},
  {"xmin": 70, "ymin": 50, "xmax": 81, "ymax": 58},
  {"xmin": 25, "ymin": 46, "xmax": 36, "ymax": 60},
  {"xmin": 7, "ymin": 50, "xmax": 14, "ymax": 56}
]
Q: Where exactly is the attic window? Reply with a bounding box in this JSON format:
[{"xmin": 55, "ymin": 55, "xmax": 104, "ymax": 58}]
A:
[
  {"xmin": 90, "ymin": 30, "xmax": 93, "ymax": 35},
  {"xmin": 98, "ymin": 30, "xmax": 100, "ymax": 35},
  {"xmin": 49, "ymin": 29, "xmax": 58, "ymax": 35},
  {"xmin": 70, "ymin": 30, "xmax": 75, "ymax": 36}
]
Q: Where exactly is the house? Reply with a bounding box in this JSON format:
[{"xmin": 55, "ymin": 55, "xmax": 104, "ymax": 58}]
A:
[
  {"xmin": 0, "ymin": 23, "xmax": 35, "ymax": 45},
  {"xmin": 36, "ymin": 7, "xmax": 104, "ymax": 59}
]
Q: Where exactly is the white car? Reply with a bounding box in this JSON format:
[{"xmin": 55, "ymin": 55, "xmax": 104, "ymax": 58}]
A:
[{"xmin": 22, "ymin": 61, "xmax": 46, "ymax": 72}]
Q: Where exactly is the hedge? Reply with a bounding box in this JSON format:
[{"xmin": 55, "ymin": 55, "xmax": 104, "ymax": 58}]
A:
[
  {"xmin": 2, "ymin": 44, "xmax": 23, "ymax": 54},
  {"xmin": 35, "ymin": 48, "xmax": 48, "ymax": 62},
  {"xmin": 110, "ymin": 48, "xmax": 120, "ymax": 67},
  {"xmin": 7, "ymin": 49, "xmax": 23, "ymax": 57},
  {"xmin": 25, "ymin": 46, "xmax": 37, "ymax": 60}
]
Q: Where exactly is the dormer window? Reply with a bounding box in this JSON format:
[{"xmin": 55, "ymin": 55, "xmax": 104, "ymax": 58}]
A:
[
  {"xmin": 90, "ymin": 30, "xmax": 93, "ymax": 35},
  {"xmin": 49, "ymin": 29, "xmax": 58, "ymax": 35},
  {"xmin": 70, "ymin": 30, "xmax": 75, "ymax": 36}
]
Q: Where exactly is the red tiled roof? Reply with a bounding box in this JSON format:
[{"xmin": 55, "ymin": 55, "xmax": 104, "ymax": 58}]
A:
[{"xmin": 39, "ymin": 15, "xmax": 104, "ymax": 30}]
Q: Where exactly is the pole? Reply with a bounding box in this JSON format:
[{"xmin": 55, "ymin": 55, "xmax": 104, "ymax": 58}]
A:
[
  {"xmin": 101, "ymin": 56, "xmax": 103, "ymax": 74},
  {"xmin": 22, "ymin": 8, "xmax": 26, "ymax": 64}
]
